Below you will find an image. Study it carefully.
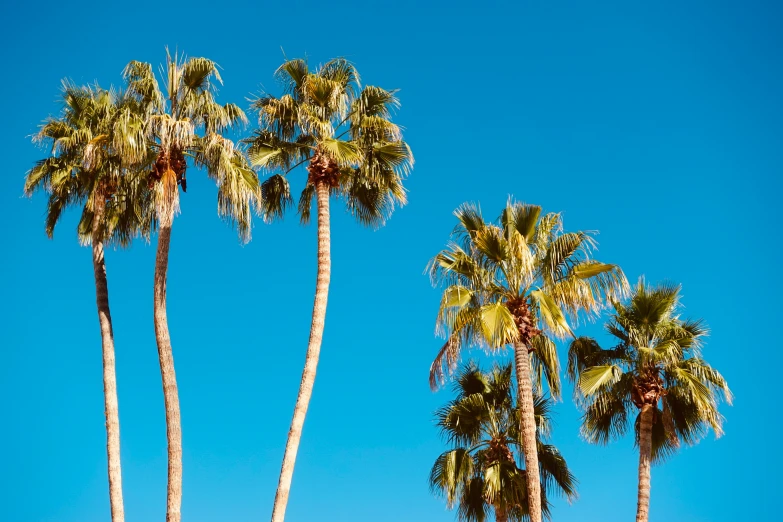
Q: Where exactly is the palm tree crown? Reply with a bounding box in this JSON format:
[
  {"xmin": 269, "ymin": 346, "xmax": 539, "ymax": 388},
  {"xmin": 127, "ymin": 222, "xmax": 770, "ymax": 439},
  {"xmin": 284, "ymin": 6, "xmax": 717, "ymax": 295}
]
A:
[
  {"xmin": 25, "ymin": 81, "xmax": 153, "ymax": 243},
  {"xmin": 567, "ymin": 278, "xmax": 732, "ymax": 458},
  {"xmin": 123, "ymin": 50, "xmax": 260, "ymax": 237},
  {"xmin": 246, "ymin": 57, "xmax": 413, "ymax": 225},
  {"xmin": 429, "ymin": 201, "xmax": 628, "ymax": 394},
  {"xmin": 430, "ymin": 362, "xmax": 576, "ymax": 522}
]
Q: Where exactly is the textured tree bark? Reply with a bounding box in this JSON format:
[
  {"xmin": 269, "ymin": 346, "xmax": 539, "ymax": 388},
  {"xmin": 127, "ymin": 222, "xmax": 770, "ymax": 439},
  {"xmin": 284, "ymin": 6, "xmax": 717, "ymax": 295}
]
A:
[
  {"xmin": 270, "ymin": 181, "xmax": 331, "ymax": 522},
  {"xmin": 495, "ymin": 505, "xmax": 508, "ymax": 522},
  {"xmin": 513, "ymin": 341, "xmax": 542, "ymax": 522},
  {"xmin": 153, "ymin": 211, "xmax": 183, "ymax": 522},
  {"xmin": 92, "ymin": 196, "xmax": 125, "ymax": 522},
  {"xmin": 636, "ymin": 404, "xmax": 654, "ymax": 522}
]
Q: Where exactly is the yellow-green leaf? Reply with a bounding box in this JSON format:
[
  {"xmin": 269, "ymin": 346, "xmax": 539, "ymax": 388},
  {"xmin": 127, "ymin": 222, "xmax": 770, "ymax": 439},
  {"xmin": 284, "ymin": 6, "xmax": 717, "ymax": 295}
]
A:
[
  {"xmin": 531, "ymin": 289, "xmax": 573, "ymax": 338},
  {"xmin": 443, "ymin": 286, "xmax": 472, "ymax": 308},
  {"xmin": 479, "ymin": 302, "xmax": 518, "ymax": 348},
  {"xmin": 573, "ymin": 262, "xmax": 617, "ymax": 279},
  {"xmin": 579, "ymin": 365, "xmax": 623, "ymax": 396}
]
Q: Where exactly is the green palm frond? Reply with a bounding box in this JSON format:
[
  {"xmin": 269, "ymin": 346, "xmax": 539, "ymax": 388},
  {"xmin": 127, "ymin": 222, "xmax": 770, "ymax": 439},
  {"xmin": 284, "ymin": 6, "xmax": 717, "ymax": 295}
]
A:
[
  {"xmin": 478, "ymin": 302, "xmax": 519, "ymax": 348},
  {"xmin": 501, "ymin": 202, "xmax": 542, "ymax": 244},
  {"xmin": 260, "ymin": 174, "xmax": 293, "ymax": 222},
  {"xmin": 252, "ymin": 95, "xmax": 300, "ymax": 141},
  {"xmin": 181, "ymin": 57, "xmax": 222, "ymax": 91},
  {"xmin": 541, "ymin": 232, "xmax": 595, "ymax": 283},
  {"xmin": 275, "ymin": 58, "xmax": 309, "ymax": 97},
  {"xmin": 530, "ymin": 289, "xmax": 572, "ymax": 339},
  {"xmin": 580, "ymin": 373, "xmax": 634, "ymax": 444},
  {"xmin": 246, "ymin": 128, "xmax": 310, "ymax": 170},
  {"xmin": 530, "ymin": 334, "xmax": 561, "ymax": 399},
  {"xmin": 297, "ymin": 183, "xmax": 315, "ymax": 225},
  {"xmin": 123, "ymin": 60, "xmax": 164, "ymax": 112},
  {"xmin": 537, "ymin": 442, "xmax": 578, "ymax": 502},
  {"xmin": 352, "ymin": 85, "xmax": 399, "ymax": 121},
  {"xmin": 430, "ymin": 448, "xmax": 475, "ymax": 507},
  {"xmin": 458, "ymin": 477, "xmax": 489, "ymax": 522},
  {"xmin": 567, "ymin": 337, "xmax": 603, "ymax": 383},
  {"xmin": 473, "ymin": 226, "xmax": 509, "ymax": 263},
  {"xmin": 578, "ymin": 365, "xmax": 624, "ymax": 396}
]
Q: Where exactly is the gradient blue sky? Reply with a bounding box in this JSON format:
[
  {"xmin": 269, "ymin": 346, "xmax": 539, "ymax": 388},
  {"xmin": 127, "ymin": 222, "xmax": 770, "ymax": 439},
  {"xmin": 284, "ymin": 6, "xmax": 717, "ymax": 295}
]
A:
[{"xmin": 1, "ymin": 1, "xmax": 780, "ymax": 521}]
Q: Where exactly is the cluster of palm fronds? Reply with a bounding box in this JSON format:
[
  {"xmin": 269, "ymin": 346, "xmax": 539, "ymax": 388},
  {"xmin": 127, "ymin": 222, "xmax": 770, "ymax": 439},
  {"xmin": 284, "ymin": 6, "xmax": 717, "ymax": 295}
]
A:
[
  {"xmin": 427, "ymin": 202, "xmax": 732, "ymax": 522},
  {"xmin": 25, "ymin": 51, "xmax": 413, "ymax": 522}
]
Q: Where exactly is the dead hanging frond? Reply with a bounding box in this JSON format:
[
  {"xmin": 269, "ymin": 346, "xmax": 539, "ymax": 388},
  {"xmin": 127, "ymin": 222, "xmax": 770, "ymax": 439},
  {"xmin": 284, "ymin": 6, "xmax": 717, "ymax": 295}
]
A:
[
  {"xmin": 430, "ymin": 337, "xmax": 462, "ymax": 391},
  {"xmin": 198, "ymin": 133, "xmax": 261, "ymax": 243},
  {"xmin": 146, "ymin": 114, "xmax": 195, "ymax": 151},
  {"xmin": 154, "ymin": 165, "xmax": 180, "ymax": 226}
]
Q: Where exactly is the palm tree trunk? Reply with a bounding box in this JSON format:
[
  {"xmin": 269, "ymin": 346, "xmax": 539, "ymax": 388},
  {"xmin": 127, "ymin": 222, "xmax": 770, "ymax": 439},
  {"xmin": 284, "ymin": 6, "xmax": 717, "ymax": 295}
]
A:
[
  {"xmin": 270, "ymin": 181, "xmax": 332, "ymax": 522},
  {"xmin": 92, "ymin": 196, "xmax": 125, "ymax": 522},
  {"xmin": 635, "ymin": 404, "xmax": 654, "ymax": 522},
  {"xmin": 153, "ymin": 212, "xmax": 183, "ymax": 522},
  {"xmin": 513, "ymin": 341, "xmax": 542, "ymax": 522}
]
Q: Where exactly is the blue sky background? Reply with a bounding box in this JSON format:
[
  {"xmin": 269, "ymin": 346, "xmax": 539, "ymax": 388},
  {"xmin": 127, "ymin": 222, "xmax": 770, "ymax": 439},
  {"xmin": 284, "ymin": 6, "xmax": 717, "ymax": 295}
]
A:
[{"xmin": 1, "ymin": 1, "xmax": 780, "ymax": 521}]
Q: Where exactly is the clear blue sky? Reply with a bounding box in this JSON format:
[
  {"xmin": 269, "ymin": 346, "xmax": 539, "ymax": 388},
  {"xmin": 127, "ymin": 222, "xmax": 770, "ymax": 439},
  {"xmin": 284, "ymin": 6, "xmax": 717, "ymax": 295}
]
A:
[{"xmin": 1, "ymin": 1, "xmax": 780, "ymax": 521}]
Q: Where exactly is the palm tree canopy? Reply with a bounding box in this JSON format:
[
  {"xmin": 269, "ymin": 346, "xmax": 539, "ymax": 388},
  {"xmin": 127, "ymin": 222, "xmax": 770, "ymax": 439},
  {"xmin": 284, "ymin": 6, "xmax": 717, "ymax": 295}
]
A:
[
  {"xmin": 123, "ymin": 50, "xmax": 260, "ymax": 240},
  {"xmin": 25, "ymin": 81, "xmax": 154, "ymax": 246},
  {"xmin": 429, "ymin": 201, "xmax": 629, "ymax": 395},
  {"xmin": 567, "ymin": 278, "xmax": 732, "ymax": 463},
  {"xmin": 245, "ymin": 57, "xmax": 414, "ymax": 227},
  {"xmin": 430, "ymin": 362, "xmax": 577, "ymax": 521}
]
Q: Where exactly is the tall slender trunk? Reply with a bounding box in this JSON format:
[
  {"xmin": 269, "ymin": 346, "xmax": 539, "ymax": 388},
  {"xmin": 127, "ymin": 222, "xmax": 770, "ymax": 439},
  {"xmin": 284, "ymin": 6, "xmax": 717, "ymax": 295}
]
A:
[
  {"xmin": 270, "ymin": 181, "xmax": 331, "ymax": 522},
  {"xmin": 636, "ymin": 404, "xmax": 654, "ymax": 522},
  {"xmin": 153, "ymin": 211, "xmax": 183, "ymax": 522},
  {"xmin": 513, "ymin": 341, "xmax": 542, "ymax": 522},
  {"xmin": 92, "ymin": 196, "xmax": 125, "ymax": 522}
]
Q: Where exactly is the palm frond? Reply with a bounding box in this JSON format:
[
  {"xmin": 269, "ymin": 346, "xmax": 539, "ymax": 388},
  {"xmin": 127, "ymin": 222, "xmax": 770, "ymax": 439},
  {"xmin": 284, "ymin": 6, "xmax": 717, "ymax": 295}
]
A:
[
  {"xmin": 578, "ymin": 365, "xmax": 624, "ymax": 396},
  {"xmin": 181, "ymin": 57, "xmax": 222, "ymax": 92},
  {"xmin": 197, "ymin": 134, "xmax": 261, "ymax": 242},
  {"xmin": 580, "ymin": 373, "xmax": 634, "ymax": 444},
  {"xmin": 297, "ymin": 183, "xmax": 315, "ymax": 224},
  {"xmin": 260, "ymin": 174, "xmax": 293, "ymax": 222},
  {"xmin": 530, "ymin": 335, "xmax": 561, "ymax": 399},
  {"xmin": 537, "ymin": 442, "xmax": 578, "ymax": 502},
  {"xmin": 530, "ymin": 289, "xmax": 572, "ymax": 339},
  {"xmin": 479, "ymin": 302, "xmax": 519, "ymax": 348}
]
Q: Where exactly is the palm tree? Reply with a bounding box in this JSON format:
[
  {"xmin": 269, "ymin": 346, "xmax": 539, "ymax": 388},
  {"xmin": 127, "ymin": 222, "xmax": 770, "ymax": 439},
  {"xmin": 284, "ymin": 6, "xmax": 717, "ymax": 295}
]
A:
[
  {"xmin": 123, "ymin": 51, "xmax": 261, "ymax": 522},
  {"xmin": 25, "ymin": 82, "xmax": 151, "ymax": 522},
  {"xmin": 430, "ymin": 362, "xmax": 576, "ymax": 522},
  {"xmin": 245, "ymin": 57, "xmax": 413, "ymax": 522},
  {"xmin": 567, "ymin": 279, "xmax": 732, "ymax": 522},
  {"xmin": 429, "ymin": 201, "xmax": 627, "ymax": 522}
]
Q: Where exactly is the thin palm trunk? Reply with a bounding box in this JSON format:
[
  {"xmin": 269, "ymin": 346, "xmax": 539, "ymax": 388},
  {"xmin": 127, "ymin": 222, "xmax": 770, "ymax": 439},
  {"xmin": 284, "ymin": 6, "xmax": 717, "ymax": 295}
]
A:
[
  {"xmin": 635, "ymin": 404, "xmax": 654, "ymax": 522},
  {"xmin": 92, "ymin": 196, "xmax": 125, "ymax": 522},
  {"xmin": 513, "ymin": 341, "xmax": 542, "ymax": 522},
  {"xmin": 270, "ymin": 181, "xmax": 331, "ymax": 522},
  {"xmin": 153, "ymin": 212, "xmax": 183, "ymax": 522}
]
